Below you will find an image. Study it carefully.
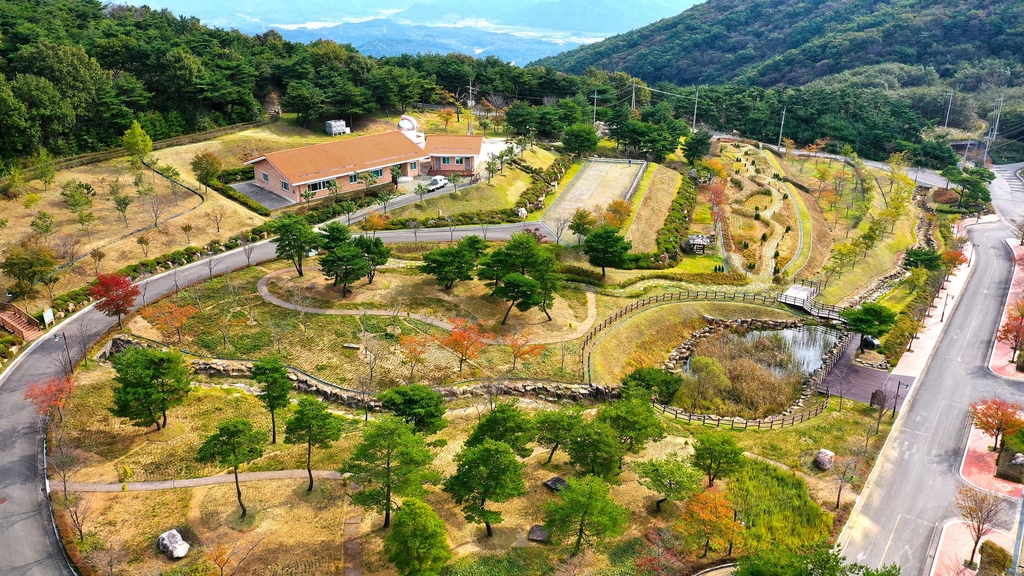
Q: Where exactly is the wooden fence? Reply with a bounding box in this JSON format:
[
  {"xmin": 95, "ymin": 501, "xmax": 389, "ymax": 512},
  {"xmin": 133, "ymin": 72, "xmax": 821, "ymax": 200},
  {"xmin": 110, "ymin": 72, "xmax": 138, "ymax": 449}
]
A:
[
  {"xmin": 578, "ymin": 289, "xmax": 781, "ymax": 375},
  {"xmin": 654, "ymin": 391, "xmax": 830, "ymax": 430}
]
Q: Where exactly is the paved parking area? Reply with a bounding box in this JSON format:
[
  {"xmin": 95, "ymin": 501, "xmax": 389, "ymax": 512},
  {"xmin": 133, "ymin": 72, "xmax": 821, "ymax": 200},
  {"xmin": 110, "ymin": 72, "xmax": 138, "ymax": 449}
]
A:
[
  {"xmin": 542, "ymin": 160, "xmax": 643, "ymax": 240},
  {"xmin": 230, "ymin": 181, "xmax": 295, "ymax": 210}
]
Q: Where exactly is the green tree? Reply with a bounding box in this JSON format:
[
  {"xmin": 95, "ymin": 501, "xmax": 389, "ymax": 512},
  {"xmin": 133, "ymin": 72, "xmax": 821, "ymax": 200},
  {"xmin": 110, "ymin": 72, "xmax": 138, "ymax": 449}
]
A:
[
  {"xmin": 282, "ymin": 80, "xmax": 327, "ymax": 127},
  {"xmin": 389, "ymin": 164, "xmax": 403, "ymax": 191},
  {"xmin": 582, "ymin": 226, "xmax": 632, "ymax": 276},
  {"xmin": 465, "ymin": 401, "xmax": 536, "ymax": 458},
  {"xmin": 569, "ymin": 208, "xmax": 598, "ymax": 243},
  {"xmin": 285, "ymin": 396, "xmax": 345, "ymax": 491},
  {"xmin": 691, "ymin": 431, "xmax": 744, "ymax": 487},
  {"xmin": 109, "ymin": 347, "xmax": 191, "ymax": 430},
  {"xmin": 419, "ymin": 245, "xmax": 476, "ymax": 290},
  {"xmin": 840, "ymin": 303, "xmax": 898, "ymax": 351},
  {"xmin": 597, "ymin": 387, "xmax": 665, "ymax": 460},
  {"xmin": 567, "ymin": 420, "xmax": 627, "ymax": 479},
  {"xmin": 320, "ymin": 221, "xmax": 352, "ymax": 252},
  {"xmin": 383, "ymin": 498, "xmax": 451, "ymax": 576},
  {"xmin": 562, "ymin": 122, "xmax": 600, "ymax": 156},
  {"xmin": 358, "ymin": 171, "xmax": 379, "ymax": 195},
  {"xmin": 535, "ymin": 406, "xmax": 584, "ymax": 464},
  {"xmin": 196, "ymin": 418, "xmax": 267, "ymax": 519},
  {"xmin": 36, "ymin": 148, "xmax": 56, "ymax": 190},
  {"xmin": 190, "ymin": 151, "xmax": 223, "ymax": 188},
  {"xmin": 121, "ymin": 120, "xmax": 152, "ymax": 169},
  {"xmin": 252, "ymin": 356, "xmax": 291, "ymax": 444},
  {"xmin": 109, "ymin": 189, "xmax": 134, "ymax": 227},
  {"xmin": 339, "ymin": 200, "xmax": 358, "ymax": 224},
  {"xmin": 735, "ymin": 544, "xmax": 901, "ymax": 576},
  {"xmin": 354, "ymin": 235, "xmax": 392, "ymax": 284},
  {"xmin": 320, "ymin": 243, "xmax": 369, "ymax": 296},
  {"xmin": 682, "ymin": 129, "xmax": 713, "ymax": 165},
  {"xmin": 493, "ymin": 272, "xmax": 543, "ymax": 324},
  {"xmin": 622, "ymin": 367, "xmax": 683, "ymax": 404},
  {"xmin": 543, "ymin": 475, "xmax": 628, "ymax": 557},
  {"xmin": 443, "ymin": 439, "xmax": 527, "ymax": 537},
  {"xmin": 271, "ymin": 214, "xmax": 322, "ymax": 277},
  {"xmin": 1, "ymin": 242, "xmax": 58, "ymax": 300},
  {"xmin": 30, "ymin": 211, "xmax": 56, "ymax": 242},
  {"xmin": 504, "ymin": 101, "xmax": 539, "ymax": 134},
  {"xmin": 632, "ymin": 452, "xmax": 703, "ymax": 511},
  {"xmin": 346, "ymin": 416, "xmax": 436, "ymax": 528},
  {"xmin": 379, "ymin": 384, "xmax": 448, "ymax": 434}
]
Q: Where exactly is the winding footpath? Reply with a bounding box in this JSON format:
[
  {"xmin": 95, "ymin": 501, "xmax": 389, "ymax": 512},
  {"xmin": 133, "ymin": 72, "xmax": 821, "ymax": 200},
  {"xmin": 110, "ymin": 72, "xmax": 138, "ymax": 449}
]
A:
[
  {"xmin": 0, "ymin": 219, "xmax": 551, "ymax": 576},
  {"xmin": 256, "ymin": 268, "xmax": 598, "ymax": 345}
]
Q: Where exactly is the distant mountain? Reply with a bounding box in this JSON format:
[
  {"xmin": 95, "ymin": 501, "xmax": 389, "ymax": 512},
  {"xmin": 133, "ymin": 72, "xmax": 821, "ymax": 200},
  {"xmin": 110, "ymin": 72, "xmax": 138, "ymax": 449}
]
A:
[
  {"xmin": 135, "ymin": 0, "xmax": 697, "ymax": 62},
  {"xmin": 277, "ymin": 19, "xmax": 580, "ymax": 63},
  {"xmin": 533, "ymin": 0, "xmax": 1024, "ymax": 87},
  {"xmin": 390, "ymin": 0, "xmax": 691, "ymax": 34}
]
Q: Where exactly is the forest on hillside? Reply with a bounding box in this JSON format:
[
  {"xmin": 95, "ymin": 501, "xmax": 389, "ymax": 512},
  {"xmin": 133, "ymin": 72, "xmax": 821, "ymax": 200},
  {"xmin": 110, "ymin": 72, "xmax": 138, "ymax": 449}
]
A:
[{"xmin": 0, "ymin": 0, "xmax": 956, "ymax": 168}]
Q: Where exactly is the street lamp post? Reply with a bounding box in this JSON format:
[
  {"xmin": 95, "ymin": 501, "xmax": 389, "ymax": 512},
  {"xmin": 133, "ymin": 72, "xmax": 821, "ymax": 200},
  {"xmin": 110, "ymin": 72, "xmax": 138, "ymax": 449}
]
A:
[{"xmin": 54, "ymin": 331, "xmax": 73, "ymax": 375}]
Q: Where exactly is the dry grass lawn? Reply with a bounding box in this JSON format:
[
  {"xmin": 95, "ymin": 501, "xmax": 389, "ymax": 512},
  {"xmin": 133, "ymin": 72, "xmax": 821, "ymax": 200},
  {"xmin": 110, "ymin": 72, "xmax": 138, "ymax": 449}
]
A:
[
  {"xmin": 79, "ymin": 479, "xmax": 351, "ymax": 575},
  {"xmin": 626, "ymin": 165, "xmax": 682, "ymax": 252}
]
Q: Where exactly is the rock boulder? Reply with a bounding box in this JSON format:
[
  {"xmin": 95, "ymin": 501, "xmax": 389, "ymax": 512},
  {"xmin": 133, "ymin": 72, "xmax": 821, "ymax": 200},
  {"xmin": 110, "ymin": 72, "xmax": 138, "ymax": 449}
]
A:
[
  {"xmin": 157, "ymin": 529, "xmax": 190, "ymax": 559},
  {"xmin": 813, "ymin": 449, "xmax": 835, "ymax": 471}
]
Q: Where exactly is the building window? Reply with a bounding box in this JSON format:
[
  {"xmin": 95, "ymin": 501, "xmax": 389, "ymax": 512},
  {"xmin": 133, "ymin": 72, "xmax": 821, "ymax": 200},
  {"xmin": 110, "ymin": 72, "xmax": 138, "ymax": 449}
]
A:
[
  {"xmin": 455, "ymin": 157, "xmax": 464, "ymax": 165},
  {"xmin": 409, "ymin": 161, "xmax": 417, "ymax": 170},
  {"xmin": 308, "ymin": 180, "xmax": 333, "ymax": 192},
  {"xmin": 281, "ymin": 180, "xmax": 290, "ymax": 191},
  {"xmin": 349, "ymin": 174, "xmax": 358, "ymax": 183},
  {"xmin": 261, "ymin": 172, "xmax": 269, "ymax": 182},
  {"xmin": 371, "ymin": 169, "xmax": 383, "ymax": 178},
  {"xmin": 441, "ymin": 157, "xmax": 451, "ymax": 165}
]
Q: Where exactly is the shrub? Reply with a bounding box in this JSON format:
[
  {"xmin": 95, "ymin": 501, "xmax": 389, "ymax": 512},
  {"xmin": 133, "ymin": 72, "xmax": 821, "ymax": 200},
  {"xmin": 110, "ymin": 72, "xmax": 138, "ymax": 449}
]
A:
[
  {"xmin": 617, "ymin": 271, "xmax": 747, "ymax": 287},
  {"xmin": 654, "ymin": 177, "xmax": 698, "ymax": 258},
  {"xmin": 978, "ymin": 541, "xmax": 1012, "ymax": 576},
  {"xmin": 932, "ymin": 188, "xmax": 960, "ymax": 205},
  {"xmin": 208, "ymin": 179, "xmax": 271, "ymax": 216},
  {"xmin": 217, "ymin": 166, "xmax": 255, "ymax": 184}
]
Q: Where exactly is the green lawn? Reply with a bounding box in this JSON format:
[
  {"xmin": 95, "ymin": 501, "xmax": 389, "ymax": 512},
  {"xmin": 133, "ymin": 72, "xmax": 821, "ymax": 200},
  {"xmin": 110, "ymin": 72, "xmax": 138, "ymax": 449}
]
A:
[
  {"xmin": 388, "ymin": 169, "xmax": 531, "ymax": 220},
  {"xmin": 526, "ymin": 160, "xmax": 583, "ymax": 222},
  {"xmin": 878, "ymin": 281, "xmax": 916, "ymax": 314},
  {"xmin": 673, "ymin": 254, "xmax": 723, "ymax": 273}
]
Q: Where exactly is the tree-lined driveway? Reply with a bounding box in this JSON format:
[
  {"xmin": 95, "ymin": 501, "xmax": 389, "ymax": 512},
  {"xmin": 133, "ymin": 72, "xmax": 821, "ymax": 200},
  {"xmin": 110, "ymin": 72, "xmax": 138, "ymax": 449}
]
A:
[{"xmin": 840, "ymin": 166, "xmax": 1024, "ymax": 574}]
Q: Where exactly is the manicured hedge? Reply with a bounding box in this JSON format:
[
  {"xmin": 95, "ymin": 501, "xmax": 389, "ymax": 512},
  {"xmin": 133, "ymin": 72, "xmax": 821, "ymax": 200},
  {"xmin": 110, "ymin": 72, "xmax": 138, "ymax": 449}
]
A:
[
  {"xmin": 516, "ymin": 154, "xmax": 574, "ymax": 210},
  {"xmin": 655, "ymin": 176, "xmax": 698, "ymax": 258},
  {"xmin": 208, "ymin": 179, "xmax": 271, "ymax": 216},
  {"xmin": 618, "ymin": 270, "xmax": 748, "ymax": 287},
  {"xmin": 217, "ymin": 166, "xmax": 255, "ymax": 184}
]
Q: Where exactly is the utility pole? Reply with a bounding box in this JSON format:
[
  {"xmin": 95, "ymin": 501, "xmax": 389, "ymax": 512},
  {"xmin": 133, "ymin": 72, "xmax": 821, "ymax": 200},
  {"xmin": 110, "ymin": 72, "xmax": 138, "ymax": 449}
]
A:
[
  {"xmin": 591, "ymin": 90, "xmax": 599, "ymax": 126},
  {"xmin": 777, "ymin": 106, "xmax": 787, "ymax": 148},
  {"xmin": 943, "ymin": 89, "xmax": 954, "ymax": 129},
  {"xmin": 692, "ymin": 87, "xmax": 699, "ymax": 128},
  {"xmin": 983, "ymin": 95, "xmax": 1004, "ymax": 164},
  {"xmin": 631, "ymin": 82, "xmax": 636, "ymax": 111},
  {"xmin": 466, "ymin": 81, "xmax": 475, "ymax": 135}
]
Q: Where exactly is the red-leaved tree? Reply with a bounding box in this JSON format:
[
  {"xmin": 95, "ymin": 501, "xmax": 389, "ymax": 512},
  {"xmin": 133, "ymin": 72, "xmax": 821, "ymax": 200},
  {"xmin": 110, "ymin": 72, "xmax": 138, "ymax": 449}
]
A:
[
  {"xmin": 89, "ymin": 273, "xmax": 141, "ymax": 328},
  {"xmin": 24, "ymin": 375, "xmax": 74, "ymax": 422},
  {"xmin": 970, "ymin": 397, "xmax": 1024, "ymax": 450},
  {"xmin": 442, "ymin": 318, "xmax": 487, "ymax": 372},
  {"xmin": 997, "ymin": 313, "xmax": 1024, "ymax": 362}
]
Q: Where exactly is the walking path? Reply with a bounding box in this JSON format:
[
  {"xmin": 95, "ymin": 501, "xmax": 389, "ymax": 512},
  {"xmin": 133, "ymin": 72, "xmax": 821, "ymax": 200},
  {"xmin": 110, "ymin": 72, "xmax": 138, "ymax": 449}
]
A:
[
  {"xmin": 988, "ymin": 239, "xmax": 1024, "ymax": 380},
  {"xmin": 64, "ymin": 469, "xmax": 345, "ymax": 492},
  {"xmin": 256, "ymin": 268, "xmax": 599, "ymax": 345},
  {"xmin": 959, "ymin": 424, "xmax": 1024, "ymax": 499}
]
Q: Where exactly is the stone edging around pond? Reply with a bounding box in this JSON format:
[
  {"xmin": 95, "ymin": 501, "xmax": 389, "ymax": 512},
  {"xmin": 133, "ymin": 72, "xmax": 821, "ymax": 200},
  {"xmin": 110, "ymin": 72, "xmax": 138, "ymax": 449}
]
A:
[{"xmin": 662, "ymin": 316, "xmax": 850, "ymax": 416}]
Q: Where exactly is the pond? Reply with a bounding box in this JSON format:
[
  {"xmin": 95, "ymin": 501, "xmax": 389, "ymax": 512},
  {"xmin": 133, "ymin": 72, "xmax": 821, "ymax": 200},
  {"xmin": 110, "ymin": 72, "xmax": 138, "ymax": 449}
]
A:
[{"xmin": 741, "ymin": 325, "xmax": 844, "ymax": 374}]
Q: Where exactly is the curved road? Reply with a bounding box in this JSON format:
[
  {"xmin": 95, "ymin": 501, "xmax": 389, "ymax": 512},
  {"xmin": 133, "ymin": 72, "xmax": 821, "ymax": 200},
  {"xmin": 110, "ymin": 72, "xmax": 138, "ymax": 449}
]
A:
[
  {"xmin": 0, "ymin": 219, "xmax": 552, "ymax": 576},
  {"xmin": 841, "ymin": 162, "xmax": 1024, "ymax": 575}
]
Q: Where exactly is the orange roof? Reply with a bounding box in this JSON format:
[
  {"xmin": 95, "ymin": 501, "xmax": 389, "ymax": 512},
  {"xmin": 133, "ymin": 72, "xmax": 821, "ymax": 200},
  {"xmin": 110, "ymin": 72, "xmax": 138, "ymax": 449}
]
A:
[
  {"xmin": 244, "ymin": 131, "xmax": 427, "ymax": 185},
  {"xmin": 424, "ymin": 135, "xmax": 484, "ymax": 156}
]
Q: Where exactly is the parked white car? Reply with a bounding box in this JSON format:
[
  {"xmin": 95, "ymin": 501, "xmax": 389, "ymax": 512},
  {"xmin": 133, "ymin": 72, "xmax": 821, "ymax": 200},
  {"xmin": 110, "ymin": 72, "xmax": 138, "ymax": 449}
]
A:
[{"xmin": 427, "ymin": 176, "xmax": 449, "ymax": 191}]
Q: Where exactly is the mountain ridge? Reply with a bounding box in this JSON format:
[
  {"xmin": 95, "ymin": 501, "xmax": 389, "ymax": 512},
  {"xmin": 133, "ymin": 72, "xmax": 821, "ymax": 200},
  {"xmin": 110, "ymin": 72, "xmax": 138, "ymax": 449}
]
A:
[{"xmin": 532, "ymin": 0, "xmax": 1024, "ymax": 87}]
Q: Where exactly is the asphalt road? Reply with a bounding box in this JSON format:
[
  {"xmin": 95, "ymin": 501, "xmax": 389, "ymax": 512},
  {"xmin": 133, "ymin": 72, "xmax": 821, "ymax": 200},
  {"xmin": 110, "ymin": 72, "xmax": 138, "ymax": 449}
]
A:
[
  {"xmin": 841, "ymin": 162, "xmax": 1024, "ymax": 574},
  {"xmin": 0, "ymin": 213, "xmax": 549, "ymax": 575}
]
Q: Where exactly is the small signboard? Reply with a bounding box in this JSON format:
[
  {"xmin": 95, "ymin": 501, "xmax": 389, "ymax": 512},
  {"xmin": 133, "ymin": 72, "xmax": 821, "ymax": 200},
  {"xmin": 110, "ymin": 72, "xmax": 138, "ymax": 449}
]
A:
[{"xmin": 42, "ymin": 308, "xmax": 54, "ymax": 326}]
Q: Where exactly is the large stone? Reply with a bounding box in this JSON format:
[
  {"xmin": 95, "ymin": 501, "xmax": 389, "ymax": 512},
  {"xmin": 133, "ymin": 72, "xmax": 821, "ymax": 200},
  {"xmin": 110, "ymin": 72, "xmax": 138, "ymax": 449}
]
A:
[
  {"xmin": 813, "ymin": 449, "xmax": 835, "ymax": 471},
  {"xmin": 528, "ymin": 525, "xmax": 550, "ymax": 542},
  {"xmin": 1011, "ymin": 453, "xmax": 1024, "ymax": 467},
  {"xmin": 543, "ymin": 477, "xmax": 568, "ymax": 492},
  {"xmin": 157, "ymin": 529, "xmax": 190, "ymax": 559}
]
